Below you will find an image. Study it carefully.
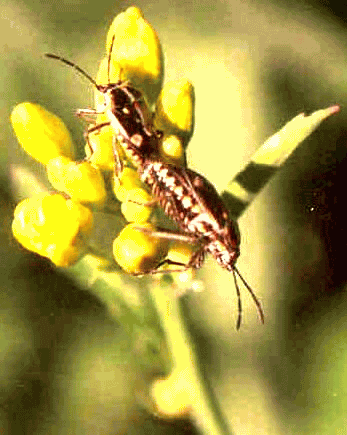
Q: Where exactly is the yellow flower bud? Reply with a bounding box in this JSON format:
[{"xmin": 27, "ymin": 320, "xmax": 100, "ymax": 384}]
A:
[
  {"xmin": 160, "ymin": 135, "xmax": 185, "ymax": 165},
  {"xmin": 113, "ymin": 223, "xmax": 169, "ymax": 274},
  {"xmin": 155, "ymin": 79, "xmax": 194, "ymax": 144},
  {"xmin": 46, "ymin": 157, "xmax": 107, "ymax": 205},
  {"xmin": 121, "ymin": 187, "xmax": 153, "ymax": 223},
  {"xmin": 10, "ymin": 103, "xmax": 74, "ymax": 165},
  {"xmin": 12, "ymin": 193, "xmax": 93, "ymax": 267},
  {"xmin": 151, "ymin": 368, "xmax": 192, "ymax": 418},
  {"xmin": 113, "ymin": 167, "xmax": 144, "ymax": 202},
  {"xmin": 104, "ymin": 6, "xmax": 163, "ymax": 104}
]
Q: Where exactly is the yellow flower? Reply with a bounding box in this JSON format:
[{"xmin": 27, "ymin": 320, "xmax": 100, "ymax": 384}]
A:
[
  {"xmin": 12, "ymin": 193, "xmax": 93, "ymax": 267},
  {"xmin": 113, "ymin": 223, "xmax": 169, "ymax": 274},
  {"xmin": 47, "ymin": 156, "xmax": 107, "ymax": 205},
  {"xmin": 160, "ymin": 135, "xmax": 185, "ymax": 165},
  {"xmin": 121, "ymin": 187, "xmax": 153, "ymax": 223},
  {"xmin": 10, "ymin": 6, "xmax": 197, "ymax": 273},
  {"xmin": 10, "ymin": 103, "xmax": 75, "ymax": 165},
  {"xmin": 85, "ymin": 113, "xmax": 115, "ymax": 171},
  {"xmin": 151, "ymin": 368, "xmax": 192, "ymax": 418},
  {"xmin": 113, "ymin": 167, "xmax": 146, "ymax": 202},
  {"xmin": 105, "ymin": 6, "xmax": 163, "ymax": 105},
  {"xmin": 155, "ymin": 79, "xmax": 195, "ymax": 146}
]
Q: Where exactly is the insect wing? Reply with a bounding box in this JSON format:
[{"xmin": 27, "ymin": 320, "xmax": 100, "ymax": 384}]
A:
[{"xmin": 182, "ymin": 167, "xmax": 232, "ymax": 228}]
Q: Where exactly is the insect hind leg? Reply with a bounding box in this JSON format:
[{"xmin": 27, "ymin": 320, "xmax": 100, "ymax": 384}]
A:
[
  {"xmin": 132, "ymin": 258, "xmax": 191, "ymax": 276},
  {"xmin": 133, "ymin": 226, "xmax": 198, "ymax": 244},
  {"xmin": 132, "ymin": 242, "xmax": 206, "ymax": 276}
]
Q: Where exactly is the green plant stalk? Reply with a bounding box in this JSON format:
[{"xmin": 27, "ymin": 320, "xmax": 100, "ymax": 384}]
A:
[{"xmin": 150, "ymin": 282, "xmax": 233, "ymax": 435}]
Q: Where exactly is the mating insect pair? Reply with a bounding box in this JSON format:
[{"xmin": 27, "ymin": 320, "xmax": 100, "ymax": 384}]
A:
[{"xmin": 45, "ymin": 38, "xmax": 264, "ymax": 329}]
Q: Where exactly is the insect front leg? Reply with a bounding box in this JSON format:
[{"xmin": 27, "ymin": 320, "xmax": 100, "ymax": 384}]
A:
[
  {"xmin": 84, "ymin": 121, "xmax": 112, "ymax": 156},
  {"xmin": 76, "ymin": 108, "xmax": 105, "ymax": 123}
]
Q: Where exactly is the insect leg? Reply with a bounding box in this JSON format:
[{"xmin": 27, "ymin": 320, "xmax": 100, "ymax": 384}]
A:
[
  {"xmin": 132, "ymin": 259, "xmax": 190, "ymax": 276},
  {"xmin": 132, "ymin": 246, "xmax": 206, "ymax": 276},
  {"xmin": 76, "ymin": 108, "xmax": 105, "ymax": 123},
  {"xmin": 84, "ymin": 121, "xmax": 112, "ymax": 156},
  {"xmin": 87, "ymin": 122, "xmax": 112, "ymax": 134},
  {"xmin": 112, "ymin": 134, "xmax": 124, "ymax": 176},
  {"xmin": 125, "ymin": 198, "xmax": 158, "ymax": 207},
  {"xmin": 133, "ymin": 226, "xmax": 198, "ymax": 244}
]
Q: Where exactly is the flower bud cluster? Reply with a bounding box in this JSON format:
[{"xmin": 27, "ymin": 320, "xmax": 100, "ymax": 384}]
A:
[{"xmin": 11, "ymin": 6, "xmax": 195, "ymax": 275}]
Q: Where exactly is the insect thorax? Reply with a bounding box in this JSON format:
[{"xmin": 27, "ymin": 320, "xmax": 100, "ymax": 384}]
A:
[{"xmin": 101, "ymin": 86, "xmax": 158, "ymax": 167}]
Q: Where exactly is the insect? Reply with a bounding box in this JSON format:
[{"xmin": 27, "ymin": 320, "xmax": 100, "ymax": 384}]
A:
[
  {"xmin": 134, "ymin": 157, "xmax": 264, "ymax": 329},
  {"xmin": 45, "ymin": 38, "xmax": 264, "ymax": 329},
  {"xmin": 45, "ymin": 36, "xmax": 161, "ymax": 173}
]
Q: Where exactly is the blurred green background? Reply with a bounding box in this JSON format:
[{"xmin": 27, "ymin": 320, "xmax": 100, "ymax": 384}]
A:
[{"xmin": 0, "ymin": 0, "xmax": 344, "ymax": 434}]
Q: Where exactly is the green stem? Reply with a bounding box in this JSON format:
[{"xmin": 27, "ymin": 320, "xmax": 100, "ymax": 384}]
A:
[{"xmin": 150, "ymin": 283, "xmax": 233, "ymax": 435}]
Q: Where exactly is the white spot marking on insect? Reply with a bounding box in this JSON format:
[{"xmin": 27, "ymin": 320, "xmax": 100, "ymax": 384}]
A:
[
  {"xmin": 181, "ymin": 195, "xmax": 192, "ymax": 208},
  {"xmin": 164, "ymin": 177, "xmax": 176, "ymax": 188},
  {"xmin": 153, "ymin": 162, "xmax": 163, "ymax": 172},
  {"xmin": 190, "ymin": 205, "xmax": 201, "ymax": 214},
  {"xmin": 158, "ymin": 168, "xmax": 169, "ymax": 180},
  {"xmin": 174, "ymin": 185, "xmax": 184, "ymax": 198},
  {"xmin": 141, "ymin": 165, "xmax": 152, "ymax": 183}
]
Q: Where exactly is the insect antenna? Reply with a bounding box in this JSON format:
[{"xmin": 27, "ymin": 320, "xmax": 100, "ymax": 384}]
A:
[
  {"xmin": 107, "ymin": 34, "xmax": 125, "ymax": 85},
  {"xmin": 232, "ymin": 266, "xmax": 265, "ymax": 329},
  {"xmin": 45, "ymin": 53, "xmax": 98, "ymax": 89},
  {"xmin": 107, "ymin": 34, "xmax": 116, "ymax": 84},
  {"xmin": 232, "ymin": 268, "xmax": 242, "ymax": 330}
]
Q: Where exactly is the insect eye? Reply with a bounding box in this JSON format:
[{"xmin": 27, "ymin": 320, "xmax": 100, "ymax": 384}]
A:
[{"xmin": 192, "ymin": 177, "xmax": 203, "ymax": 188}]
